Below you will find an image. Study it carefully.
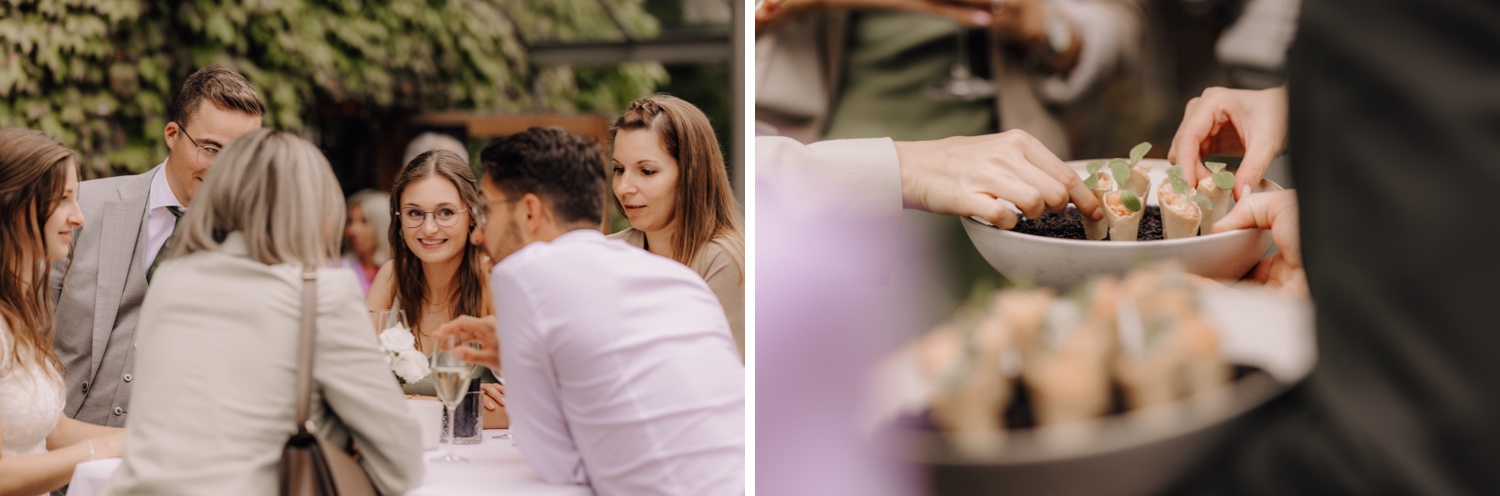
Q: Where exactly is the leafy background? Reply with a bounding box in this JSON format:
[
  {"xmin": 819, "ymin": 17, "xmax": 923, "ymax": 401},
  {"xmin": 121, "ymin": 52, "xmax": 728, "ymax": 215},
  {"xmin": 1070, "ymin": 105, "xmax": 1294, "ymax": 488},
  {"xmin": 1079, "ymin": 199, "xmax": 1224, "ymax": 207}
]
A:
[{"xmin": 0, "ymin": 0, "xmax": 683, "ymax": 179}]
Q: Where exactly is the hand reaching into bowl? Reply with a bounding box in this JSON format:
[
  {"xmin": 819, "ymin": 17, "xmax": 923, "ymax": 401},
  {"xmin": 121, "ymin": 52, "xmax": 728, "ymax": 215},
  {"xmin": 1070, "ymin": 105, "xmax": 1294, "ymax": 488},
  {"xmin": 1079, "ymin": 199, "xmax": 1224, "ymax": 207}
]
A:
[
  {"xmin": 1169, "ymin": 86, "xmax": 1288, "ymax": 201},
  {"xmin": 1213, "ymin": 189, "xmax": 1307, "ymax": 297},
  {"xmin": 894, "ymin": 130, "xmax": 1104, "ymax": 229}
]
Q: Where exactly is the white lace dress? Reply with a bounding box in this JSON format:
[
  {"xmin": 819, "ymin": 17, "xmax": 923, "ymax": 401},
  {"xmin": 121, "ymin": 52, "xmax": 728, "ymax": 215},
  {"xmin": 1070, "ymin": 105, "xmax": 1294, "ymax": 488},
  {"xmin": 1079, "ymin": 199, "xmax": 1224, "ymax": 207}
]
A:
[{"xmin": 0, "ymin": 319, "xmax": 65, "ymax": 459}]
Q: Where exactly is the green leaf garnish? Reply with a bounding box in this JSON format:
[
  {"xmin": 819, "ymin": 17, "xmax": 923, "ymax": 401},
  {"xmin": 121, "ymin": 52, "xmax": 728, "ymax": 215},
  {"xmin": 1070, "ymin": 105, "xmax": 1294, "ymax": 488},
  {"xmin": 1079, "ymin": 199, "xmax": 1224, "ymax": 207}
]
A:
[
  {"xmin": 1086, "ymin": 160, "xmax": 1105, "ymax": 175},
  {"xmin": 1166, "ymin": 165, "xmax": 1189, "ymax": 194},
  {"xmin": 1084, "ymin": 174, "xmax": 1099, "ymax": 189},
  {"xmin": 1108, "ymin": 159, "xmax": 1131, "ymax": 187},
  {"xmin": 1121, "ymin": 189, "xmax": 1142, "ymax": 212},
  {"xmin": 1205, "ymin": 161, "xmax": 1227, "ymax": 173},
  {"xmin": 1191, "ymin": 193, "xmax": 1214, "ymax": 212},
  {"xmin": 1129, "ymin": 142, "xmax": 1151, "ymax": 165},
  {"xmin": 1212, "ymin": 171, "xmax": 1235, "ymax": 191}
]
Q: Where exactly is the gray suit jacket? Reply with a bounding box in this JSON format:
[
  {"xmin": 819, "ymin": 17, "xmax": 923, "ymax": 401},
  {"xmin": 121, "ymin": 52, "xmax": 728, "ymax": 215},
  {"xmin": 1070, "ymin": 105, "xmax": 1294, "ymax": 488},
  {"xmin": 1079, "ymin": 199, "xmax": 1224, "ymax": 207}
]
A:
[{"xmin": 49, "ymin": 166, "xmax": 158, "ymax": 427}]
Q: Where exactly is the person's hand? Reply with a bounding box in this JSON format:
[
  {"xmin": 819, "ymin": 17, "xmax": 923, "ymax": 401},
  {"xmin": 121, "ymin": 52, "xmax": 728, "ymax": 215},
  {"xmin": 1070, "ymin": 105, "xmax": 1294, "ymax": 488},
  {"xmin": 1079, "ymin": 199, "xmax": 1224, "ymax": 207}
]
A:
[
  {"xmin": 893, "ymin": 130, "xmax": 1103, "ymax": 229},
  {"xmin": 480, "ymin": 383, "xmax": 505, "ymax": 411},
  {"xmin": 432, "ymin": 315, "xmax": 501, "ymax": 371},
  {"xmin": 88, "ymin": 432, "xmax": 125, "ymax": 460},
  {"xmin": 1169, "ymin": 85, "xmax": 1288, "ymax": 201},
  {"xmin": 1212, "ymin": 189, "xmax": 1306, "ymax": 297},
  {"xmin": 756, "ymin": 0, "xmax": 995, "ymax": 33}
]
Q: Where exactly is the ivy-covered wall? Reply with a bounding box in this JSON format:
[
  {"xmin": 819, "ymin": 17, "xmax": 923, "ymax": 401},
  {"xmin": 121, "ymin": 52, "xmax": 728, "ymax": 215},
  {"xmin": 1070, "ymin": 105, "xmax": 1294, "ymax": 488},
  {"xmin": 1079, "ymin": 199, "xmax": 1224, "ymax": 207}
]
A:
[{"xmin": 0, "ymin": 0, "xmax": 668, "ymax": 178}]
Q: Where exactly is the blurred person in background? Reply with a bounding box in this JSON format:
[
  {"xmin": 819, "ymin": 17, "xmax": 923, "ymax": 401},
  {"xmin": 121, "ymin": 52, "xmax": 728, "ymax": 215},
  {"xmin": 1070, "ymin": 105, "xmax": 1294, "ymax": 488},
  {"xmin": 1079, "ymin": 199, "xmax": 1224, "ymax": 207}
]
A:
[
  {"xmin": 101, "ymin": 129, "xmax": 422, "ymax": 495},
  {"xmin": 609, "ymin": 94, "xmax": 746, "ymax": 361},
  {"xmin": 340, "ymin": 190, "xmax": 392, "ymax": 295},
  {"xmin": 404, "ymin": 132, "xmax": 470, "ymax": 167},
  {"xmin": 49, "ymin": 65, "xmax": 264, "ymax": 428},
  {"xmin": 0, "ymin": 128, "xmax": 125, "ymax": 496}
]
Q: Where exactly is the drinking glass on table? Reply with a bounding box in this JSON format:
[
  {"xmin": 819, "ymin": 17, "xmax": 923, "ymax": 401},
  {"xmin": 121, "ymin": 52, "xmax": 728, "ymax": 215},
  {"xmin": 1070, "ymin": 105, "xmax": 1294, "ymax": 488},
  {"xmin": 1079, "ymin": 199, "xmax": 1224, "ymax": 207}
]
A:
[{"xmin": 431, "ymin": 335, "xmax": 476, "ymax": 463}]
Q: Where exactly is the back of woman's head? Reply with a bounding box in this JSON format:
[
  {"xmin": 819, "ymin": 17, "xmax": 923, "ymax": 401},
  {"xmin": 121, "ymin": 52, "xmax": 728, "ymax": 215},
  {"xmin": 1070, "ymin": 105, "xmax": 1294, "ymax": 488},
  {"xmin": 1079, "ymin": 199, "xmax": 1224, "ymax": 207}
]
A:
[
  {"xmin": 0, "ymin": 128, "xmax": 75, "ymax": 375},
  {"xmin": 387, "ymin": 150, "xmax": 489, "ymax": 325},
  {"xmin": 171, "ymin": 129, "xmax": 345, "ymax": 266},
  {"xmin": 611, "ymin": 94, "xmax": 743, "ymax": 267}
]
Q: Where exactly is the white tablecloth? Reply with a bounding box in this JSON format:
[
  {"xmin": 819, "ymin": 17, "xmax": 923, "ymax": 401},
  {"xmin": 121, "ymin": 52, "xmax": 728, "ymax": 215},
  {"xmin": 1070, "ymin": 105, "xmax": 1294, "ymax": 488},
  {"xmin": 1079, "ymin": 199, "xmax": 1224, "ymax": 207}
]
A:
[{"xmin": 67, "ymin": 429, "xmax": 593, "ymax": 496}]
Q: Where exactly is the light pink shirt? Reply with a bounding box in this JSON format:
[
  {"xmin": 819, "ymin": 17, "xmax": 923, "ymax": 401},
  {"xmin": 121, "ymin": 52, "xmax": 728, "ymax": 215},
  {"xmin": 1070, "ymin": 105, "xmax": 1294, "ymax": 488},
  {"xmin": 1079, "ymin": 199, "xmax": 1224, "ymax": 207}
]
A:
[
  {"xmin": 492, "ymin": 229, "xmax": 744, "ymax": 496},
  {"xmin": 142, "ymin": 163, "xmax": 185, "ymax": 274}
]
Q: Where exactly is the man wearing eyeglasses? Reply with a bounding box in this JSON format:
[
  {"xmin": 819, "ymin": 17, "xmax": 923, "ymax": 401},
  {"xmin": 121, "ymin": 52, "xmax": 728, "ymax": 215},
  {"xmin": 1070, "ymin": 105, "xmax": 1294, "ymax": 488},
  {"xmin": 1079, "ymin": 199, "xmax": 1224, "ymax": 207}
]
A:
[{"xmin": 49, "ymin": 65, "xmax": 264, "ymax": 427}]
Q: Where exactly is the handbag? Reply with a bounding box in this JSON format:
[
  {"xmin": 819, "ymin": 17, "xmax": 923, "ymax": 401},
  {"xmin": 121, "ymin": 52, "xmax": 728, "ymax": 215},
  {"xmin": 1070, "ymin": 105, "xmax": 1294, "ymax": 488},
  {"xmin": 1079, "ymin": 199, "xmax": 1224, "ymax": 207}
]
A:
[{"xmin": 279, "ymin": 265, "xmax": 378, "ymax": 496}]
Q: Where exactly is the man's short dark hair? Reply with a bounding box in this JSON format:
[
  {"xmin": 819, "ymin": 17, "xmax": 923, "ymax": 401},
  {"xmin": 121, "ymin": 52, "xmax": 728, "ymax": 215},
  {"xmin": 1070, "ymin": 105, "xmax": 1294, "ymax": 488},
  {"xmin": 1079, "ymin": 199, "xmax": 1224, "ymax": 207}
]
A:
[
  {"xmin": 169, "ymin": 65, "xmax": 266, "ymax": 128},
  {"xmin": 480, "ymin": 127, "xmax": 606, "ymax": 225}
]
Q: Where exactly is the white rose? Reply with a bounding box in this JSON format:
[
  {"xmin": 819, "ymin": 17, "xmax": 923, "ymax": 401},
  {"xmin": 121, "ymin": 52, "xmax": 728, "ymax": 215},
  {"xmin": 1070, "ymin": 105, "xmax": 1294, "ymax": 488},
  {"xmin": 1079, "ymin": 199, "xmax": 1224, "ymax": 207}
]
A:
[
  {"xmin": 392, "ymin": 349, "xmax": 430, "ymax": 384},
  {"xmin": 379, "ymin": 326, "xmax": 416, "ymax": 352}
]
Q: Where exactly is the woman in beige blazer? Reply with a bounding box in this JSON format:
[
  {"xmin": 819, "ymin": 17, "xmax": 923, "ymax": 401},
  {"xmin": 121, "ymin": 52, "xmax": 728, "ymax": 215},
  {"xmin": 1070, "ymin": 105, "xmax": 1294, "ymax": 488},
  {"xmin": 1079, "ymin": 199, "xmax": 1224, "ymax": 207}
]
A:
[
  {"xmin": 609, "ymin": 94, "xmax": 746, "ymax": 361},
  {"xmin": 101, "ymin": 130, "xmax": 422, "ymax": 495}
]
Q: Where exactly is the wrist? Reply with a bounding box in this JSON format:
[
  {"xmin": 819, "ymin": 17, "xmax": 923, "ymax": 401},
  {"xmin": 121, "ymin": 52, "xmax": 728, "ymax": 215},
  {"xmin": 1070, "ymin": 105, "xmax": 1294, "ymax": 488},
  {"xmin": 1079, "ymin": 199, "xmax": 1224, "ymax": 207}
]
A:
[{"xmin": 892, "ymin": 140, "xmax": 929, "ymax": 211}]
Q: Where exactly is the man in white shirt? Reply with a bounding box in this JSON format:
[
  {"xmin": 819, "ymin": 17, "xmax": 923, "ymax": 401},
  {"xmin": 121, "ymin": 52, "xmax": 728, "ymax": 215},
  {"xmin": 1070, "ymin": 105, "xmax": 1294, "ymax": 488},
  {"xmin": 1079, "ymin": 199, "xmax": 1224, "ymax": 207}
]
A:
[
  {"xmin": 435, "ymin": 127, "xmax": 745, "ymax": 495},
  {"xmin": 48, "ymin": 65, "xmax": 264, "ymax": 426}
]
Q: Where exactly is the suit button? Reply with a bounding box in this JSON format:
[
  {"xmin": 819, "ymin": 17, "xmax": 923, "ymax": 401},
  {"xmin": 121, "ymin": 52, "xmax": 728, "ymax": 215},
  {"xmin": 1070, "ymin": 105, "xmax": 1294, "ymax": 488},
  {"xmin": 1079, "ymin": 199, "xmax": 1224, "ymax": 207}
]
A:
[
  {"xmin": 123, "ymin": 373, "xmax": 133, "ymax": 382},
  {"xmin": 81, "ymin": 381, "xmax": 89, "ymax": 393},
  {"xmin": 113, "ymin": 407, "xmax": 124, "ymax": 416}
]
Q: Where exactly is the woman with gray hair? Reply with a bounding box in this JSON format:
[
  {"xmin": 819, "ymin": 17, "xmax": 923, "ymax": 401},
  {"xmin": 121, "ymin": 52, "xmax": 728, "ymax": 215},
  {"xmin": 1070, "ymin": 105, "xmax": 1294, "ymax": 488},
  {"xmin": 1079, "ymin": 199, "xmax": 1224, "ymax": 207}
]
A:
[
  {"xmin": 342, "ymin": 189, "xmax": 392, "ymax": 295},
  {"xmin": 101, "ymin": 129, "xmax": 423, "ymax": 495}
]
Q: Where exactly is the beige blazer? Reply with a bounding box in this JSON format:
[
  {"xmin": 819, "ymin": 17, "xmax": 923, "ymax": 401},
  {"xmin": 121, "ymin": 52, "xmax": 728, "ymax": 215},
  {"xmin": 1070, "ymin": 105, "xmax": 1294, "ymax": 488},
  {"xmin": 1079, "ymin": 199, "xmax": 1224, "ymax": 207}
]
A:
[
  {"xmin": 100, "ymin": 232, "xmax": 423, "ymax": 496},
  {"xmin": 609, "ymin": 228, "xmax": 745, "ymax": 362}
]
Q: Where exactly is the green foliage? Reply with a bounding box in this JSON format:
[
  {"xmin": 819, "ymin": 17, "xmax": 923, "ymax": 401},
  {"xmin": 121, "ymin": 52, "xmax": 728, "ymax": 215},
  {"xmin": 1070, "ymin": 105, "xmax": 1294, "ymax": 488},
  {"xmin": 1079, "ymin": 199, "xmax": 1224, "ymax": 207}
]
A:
[
  {"xmin": 1203, "ymin": 161, "xmax": 1234, "ymax": 191},
  {"xmin": 1128, "ymin": 141, "xmax": 1150, "ymax": 165},
  {"xmin": 1120, "ymin": 189, "xmax": 1142, "ymax": 213},
  {"xmin": 1, "ymin": 0, "xmax": 668, "ymax": 177}
]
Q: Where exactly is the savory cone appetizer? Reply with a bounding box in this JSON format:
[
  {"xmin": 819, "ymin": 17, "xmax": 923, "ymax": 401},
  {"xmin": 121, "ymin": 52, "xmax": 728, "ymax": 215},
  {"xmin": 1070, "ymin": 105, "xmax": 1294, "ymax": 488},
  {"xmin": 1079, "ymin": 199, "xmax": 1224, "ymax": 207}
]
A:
[
  {"xmin": 1158, "ymin": 166, "xmax": 1210, "ymax": 239},
  {"xmin": 1081, "ymin": 161, "xmax": 1113, "ymax": 240},
  {"xmin": 1102, "ymin": 189, "xmax": 1145, "ymax": 241},
  {"xmin": 923, "ymin": 306, "xmax": 1015, "ymax": 454},
  {"xmin": 1022, "ymin": 279, "xmax": 1118, "ymax": 426},
  {"xmin": 1113, "ymin": 264, "xmax": 1229, "ymax": 410},
  {"xmin": 1196, "ymin": 161, "xmax": 1235, "ymax": 231},
  {"xmin": 1123, "ymin": 142, "xmax": 1153, "ymax": 197}
]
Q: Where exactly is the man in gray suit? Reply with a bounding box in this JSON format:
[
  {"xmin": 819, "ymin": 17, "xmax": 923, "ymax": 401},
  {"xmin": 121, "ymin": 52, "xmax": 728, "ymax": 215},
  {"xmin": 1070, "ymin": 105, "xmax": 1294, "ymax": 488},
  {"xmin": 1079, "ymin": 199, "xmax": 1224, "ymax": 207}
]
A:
[{"xmin": 49, "ymin": 65, "xmax": 264, "ymax": 426}]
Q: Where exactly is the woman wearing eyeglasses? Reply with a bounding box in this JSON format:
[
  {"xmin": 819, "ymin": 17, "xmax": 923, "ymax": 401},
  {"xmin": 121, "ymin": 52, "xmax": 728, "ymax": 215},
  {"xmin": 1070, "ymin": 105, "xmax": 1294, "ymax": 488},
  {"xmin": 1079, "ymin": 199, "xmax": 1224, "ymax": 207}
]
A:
[{"xmin": 367, "ymin": 150, "xmax": 508, "ymax": 428}]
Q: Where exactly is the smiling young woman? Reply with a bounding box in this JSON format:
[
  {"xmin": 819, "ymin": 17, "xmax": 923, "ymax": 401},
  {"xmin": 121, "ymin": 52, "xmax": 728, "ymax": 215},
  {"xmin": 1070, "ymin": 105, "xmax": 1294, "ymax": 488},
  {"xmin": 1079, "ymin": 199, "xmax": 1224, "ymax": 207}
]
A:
[
  {"xmin": 608, "ymin": 94, "xmax": 746, "ymax": 361},
  {"xmin": 366, "ymin": 149, "xmax": 508, "ymax": 427}
]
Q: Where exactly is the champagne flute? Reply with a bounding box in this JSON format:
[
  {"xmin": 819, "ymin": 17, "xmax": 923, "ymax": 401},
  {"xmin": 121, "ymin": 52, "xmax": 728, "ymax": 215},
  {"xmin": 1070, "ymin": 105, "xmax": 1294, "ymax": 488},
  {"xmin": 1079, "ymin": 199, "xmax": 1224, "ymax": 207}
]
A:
[
  {"xmin": 371, "ymin": 309, "xmax": 407, "ymax": 334},
  {"xmin": 926, "ymin": 7, "xmax": 1000, "ymax": 102},
  {"xmin": 430, "ymin": 336, "xmax": 475, "ymax": 463}
]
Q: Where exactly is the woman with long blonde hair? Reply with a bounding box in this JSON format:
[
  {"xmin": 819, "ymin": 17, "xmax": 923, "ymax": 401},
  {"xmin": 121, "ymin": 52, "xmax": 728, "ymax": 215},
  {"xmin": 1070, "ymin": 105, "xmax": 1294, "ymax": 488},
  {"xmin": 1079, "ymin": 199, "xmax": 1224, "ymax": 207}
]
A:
[
  {"xmin": 610, "ymin": 94, "xmax": 746, "ymax": 360},
  {"xmin": 0, "ymin": 128, "xmax": 123, "ymax": 496}
]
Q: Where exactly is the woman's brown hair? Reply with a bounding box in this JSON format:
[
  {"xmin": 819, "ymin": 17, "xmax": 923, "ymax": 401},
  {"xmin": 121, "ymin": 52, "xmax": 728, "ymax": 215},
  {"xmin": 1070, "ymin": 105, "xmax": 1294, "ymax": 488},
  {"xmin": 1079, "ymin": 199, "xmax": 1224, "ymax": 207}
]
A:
[
  {"xmin": 610, "ymin": 94, "xmax": 744, "ymax": 275},
  {"xmin": 0, "ymin": 128, "xmax": 75, "ymax": 377},
  {"xmin": 388, "ymin": 150, "xmax": 491, "ymax": 343}
]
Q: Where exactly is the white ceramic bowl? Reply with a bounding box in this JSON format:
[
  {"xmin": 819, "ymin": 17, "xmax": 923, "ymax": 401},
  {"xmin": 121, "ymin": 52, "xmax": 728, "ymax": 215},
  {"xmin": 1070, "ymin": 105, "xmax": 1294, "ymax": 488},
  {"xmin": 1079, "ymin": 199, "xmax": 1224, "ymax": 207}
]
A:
[{"xmin": 963, "ymin": 159, "xmax": 1279, "ymax": 289}]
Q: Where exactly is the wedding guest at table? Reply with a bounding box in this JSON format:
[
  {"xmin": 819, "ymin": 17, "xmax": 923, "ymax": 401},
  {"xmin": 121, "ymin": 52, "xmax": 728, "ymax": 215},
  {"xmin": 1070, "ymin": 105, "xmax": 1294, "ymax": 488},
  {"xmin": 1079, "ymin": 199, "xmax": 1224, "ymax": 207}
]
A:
[
  {"xmin": 366, "ymin": 150, "xmax": 508, "ymax": 428},
  {"xmin": 100, "ymin": 129, "xmax": 421, "ymax": 495},
  {"xmin": 434, "ymin": 127, "xmax": 744, "ymax": 496},
  {"xmin": 609, "ymin": 94, "xmax": 746, "ymax": 360},
  {"xmin": 0, "ymin": 128, "xmax": 125, "ymax": 496},
  {"xmin": 48, "ymin": 65, "xmax": 264, "ymax": 428},
  {"xmin": 340, "ymin": 189, "xmax": 392, "ymax": 295}
]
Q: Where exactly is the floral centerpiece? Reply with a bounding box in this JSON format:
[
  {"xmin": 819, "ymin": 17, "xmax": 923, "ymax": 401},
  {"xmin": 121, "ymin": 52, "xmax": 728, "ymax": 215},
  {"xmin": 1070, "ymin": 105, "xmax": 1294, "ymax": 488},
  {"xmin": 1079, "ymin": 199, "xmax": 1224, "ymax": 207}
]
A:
[{"xmin": 379, "ymin": 324, "xmax": 430, "ymax": 385}]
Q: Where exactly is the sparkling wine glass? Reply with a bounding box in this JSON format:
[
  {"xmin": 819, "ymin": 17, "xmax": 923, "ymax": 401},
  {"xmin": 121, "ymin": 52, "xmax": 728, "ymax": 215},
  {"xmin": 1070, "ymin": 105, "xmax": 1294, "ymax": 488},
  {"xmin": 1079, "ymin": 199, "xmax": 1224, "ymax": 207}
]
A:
[
  {"xmin": 430, "ymin": 336, "xmax": 475, "ymax": 463},
  {"xmin": 926, "ymin": 22, "xmax": 998, "ymax": 102}
]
